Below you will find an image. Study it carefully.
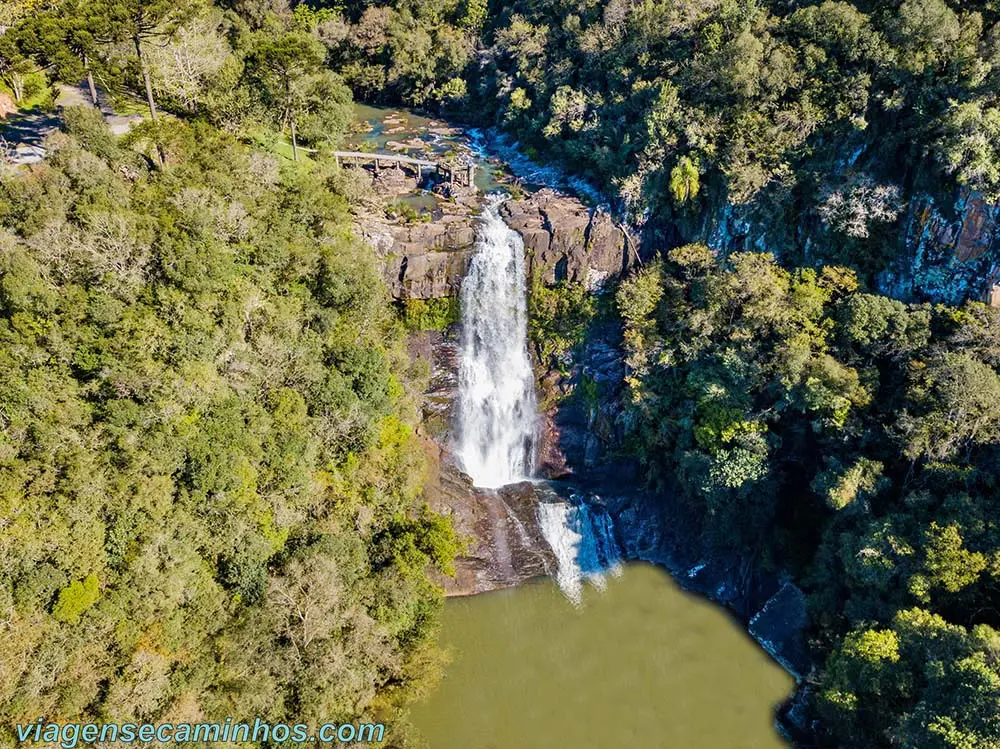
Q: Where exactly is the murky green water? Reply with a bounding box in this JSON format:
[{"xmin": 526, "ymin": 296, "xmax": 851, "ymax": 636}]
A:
[{"xmin": 412, "ymin": 563, "xmax": 793, "ymax": 749}]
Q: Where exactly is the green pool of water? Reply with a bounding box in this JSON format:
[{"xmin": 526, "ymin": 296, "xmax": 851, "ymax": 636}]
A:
[{"xmin": 411, "ymin": 563, "xmax": 793, "ymax": 749}]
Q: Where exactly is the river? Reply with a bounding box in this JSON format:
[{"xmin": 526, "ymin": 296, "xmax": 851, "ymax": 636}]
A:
[{"xmin": 349, "ymin": 105, "xmax": 795, "ymax": 748}]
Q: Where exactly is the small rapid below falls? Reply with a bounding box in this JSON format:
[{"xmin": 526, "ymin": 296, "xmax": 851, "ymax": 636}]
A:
[
  {"xmin": 535, "ymin": 486, "xmax": 622, "ymax": 606},
  {"xmin": 455, "ymin": 198, "xmax": 538, "ymax": 489}
]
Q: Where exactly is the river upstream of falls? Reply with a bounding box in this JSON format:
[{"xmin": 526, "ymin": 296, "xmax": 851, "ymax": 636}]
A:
[{"xmin": 407, "ymin": 185, "xmax": 794, "ymax": 748}]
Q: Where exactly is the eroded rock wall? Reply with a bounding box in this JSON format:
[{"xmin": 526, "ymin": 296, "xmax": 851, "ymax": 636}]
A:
[
  {"xmin": 674, "ymin": 185, "xmax": 1000, "ymax": 307},
  {"xmin": 880, "ymin": 190, "xmax": 1000, "ymax": 305},
  {"xmin": 500, "ymin": 189, "xmax": 637, "ymax": 289},
  {"xmin": 369, "ymin": 190, "xmax": 639, "ymax": 300}
]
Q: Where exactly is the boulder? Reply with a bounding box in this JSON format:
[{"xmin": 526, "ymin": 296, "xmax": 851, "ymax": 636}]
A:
[{"xmin": 748, "ymin": 582, "xmax": 810, "ymax": 679}]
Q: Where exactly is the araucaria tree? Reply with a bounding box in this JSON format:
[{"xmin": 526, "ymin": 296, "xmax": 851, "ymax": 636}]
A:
[
  {"xmin": 91, "ymin": 0, "xmax": 196, "ymax": 119},
  {"xmin": 245, "ymin": 31, "xmax": 349, "ymax": 161},
  {"xmin": 19, "ymin": 0, "xmax": 102, "ymax": 106}
]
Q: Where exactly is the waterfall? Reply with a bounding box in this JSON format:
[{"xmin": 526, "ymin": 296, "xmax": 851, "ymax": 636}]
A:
[
  {"xmin": 453, "ymin": 197, "xmax": 620, "ymax": 604},
  {"xmin": 537, "ymin": 489, "xmax": 622, "ymax": 605},
  {"xmin": 455, "ymin": 198, "xmax": 538, "ymax": 489}
]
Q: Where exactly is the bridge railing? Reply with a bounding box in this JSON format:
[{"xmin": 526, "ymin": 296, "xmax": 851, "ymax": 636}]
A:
[{"xmin": 333, "ymin": 151, "xmax": 476, "ymax": 187}]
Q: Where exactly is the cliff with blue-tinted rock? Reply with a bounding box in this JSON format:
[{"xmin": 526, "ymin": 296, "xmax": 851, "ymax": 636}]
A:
[
  {"xmin": 880, "ymin": 189, "xmax": 1000, "ymax": 304},
  {"xmin": 660, "ymin": 180, "xmax": 1000, "ymax": 309}
]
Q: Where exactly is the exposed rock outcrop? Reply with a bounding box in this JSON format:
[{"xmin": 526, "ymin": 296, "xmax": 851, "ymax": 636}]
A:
[
  {"xmin": 424, "ymin": 464, "xmax": 556, "ymax": 597},
  {"xmin": 500, "ymin": 189, "xmax": 638, "ymax": 288},
  {"xmin": 673, "ymin": 183, "xmax": 1000, "ymax": 307},
  {"xmin": 368, "ymin": 189, "xmax": 641, "ymax": 300},
  {"xmin": 880, "ymin": 189, "xmax": 1000, "ymax": 305},
  {"xmin": 365, "ymin": 215, "xmax": 477, "ymax": 298}
]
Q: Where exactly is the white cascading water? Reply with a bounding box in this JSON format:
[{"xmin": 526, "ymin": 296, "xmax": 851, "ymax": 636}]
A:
[
  {"xmin": 455, "ymin": 198, "xmax": 538, "ymax": 489},
  {"xmin": 453, "ymin": 196, "xmax": 621, "ymax": 603},
  {"xmin": 537, "ymin": 488, "xmax": 622, "ymax": 606}
]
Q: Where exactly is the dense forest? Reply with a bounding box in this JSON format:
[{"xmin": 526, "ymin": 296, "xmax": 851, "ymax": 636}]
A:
[
  {"xmin": 0, "ymin": 3, "xmax": 462, "ymax": 744},
  {"xmin": 0, "ymin": 0, "xmax": 998, "ymax": 748},
  {"xmin": 617, "ymin": 249, "xmax": 1000, "ymax": 747},
  {"xmin": 471, "ymin": 0, "xmax": 1000, "ymax": 215}
]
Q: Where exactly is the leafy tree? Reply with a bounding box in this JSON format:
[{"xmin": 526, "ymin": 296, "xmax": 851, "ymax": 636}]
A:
[
  {"xmin": 937, "ymin": 100, "xmax": 1000, "ymax": 200},
  {"xmin": 910, "ymin": 521, "xmax": 988, "ymax": 601},
  {"xmin": 669, "ymin": 155, "xmax": 700, "ymax": 204},
  {"xmin": 0, "ymin": 28, "xmax": 33, "ymax": 102},
  {"xmin": 901, "ymin": 353, "xmax": 1000, "ymax": 461},
  {"xmin": 812, "ymin": 457, "xmax": 886, "ymax": 512},
  {"xmin": 143, "ymin": 8, "xmax": 232, "ymax": 113},
  {"xmin": 52, "ymin": 574, "xmax": 100, "ymax": 625},
  {"xmin": 459, "ymin": 0, "xmax": 487, "ymax": 32}
]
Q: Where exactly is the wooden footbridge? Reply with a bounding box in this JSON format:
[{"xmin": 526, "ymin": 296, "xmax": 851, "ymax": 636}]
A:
[{"xmin": 333, "ymin": 150, "xmax": 476, "ymax": 187}]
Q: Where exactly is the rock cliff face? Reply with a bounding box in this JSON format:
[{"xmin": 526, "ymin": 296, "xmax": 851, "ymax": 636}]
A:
[
  {"xmin": 368, "ymin": 189, "xmax": 639, "ymax": 299},
  {"xmin": 880, "ymin": 190, "xmax": 1000, "ymax": 305},
  {"xmin": 673, "ymin": 185, "xmax": 1000, "ymax": 307},
  {"xmin": 365, "ymin": 215, "xmax": 477, "ymax": 299},
  {"xmin": 499, "ymin": 189, "xmax": 637, "ymax": 288}
]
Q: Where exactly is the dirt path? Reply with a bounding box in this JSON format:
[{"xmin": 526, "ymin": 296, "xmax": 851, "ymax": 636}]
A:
[{"xmin": 2, "ymin": 84, "xmax": 143, "ymax": 166}]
